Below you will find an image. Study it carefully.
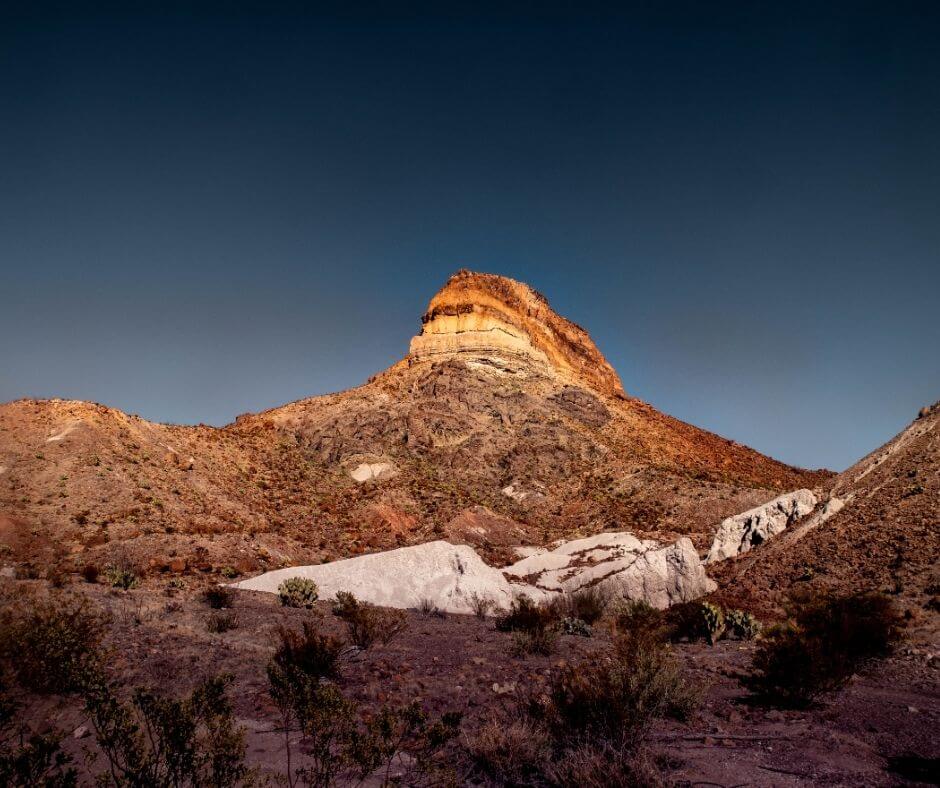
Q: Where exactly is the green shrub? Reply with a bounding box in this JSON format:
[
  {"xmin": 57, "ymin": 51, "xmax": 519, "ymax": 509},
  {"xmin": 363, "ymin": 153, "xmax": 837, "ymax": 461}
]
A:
[
  {"xmin": 277, "ymin": 577, "xmax": 319, "ymax": 608},
  {"xmin": 743, "ymin": 591, "xmax": 903, "ymax": 708},
  {"xmin": 0, "ymin": 592, "xmax": 106, "ymax": 694},
  {"xmin": 104, "ymin": 563, "xmax": 138, "ymax": 590},
  {"xmin": 83, "ymin": 673, "xmax": 253, "ymax": 787}
]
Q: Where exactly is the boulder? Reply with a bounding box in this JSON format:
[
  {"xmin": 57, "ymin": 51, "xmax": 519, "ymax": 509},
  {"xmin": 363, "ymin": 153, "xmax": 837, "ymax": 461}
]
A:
[
  {"xmin": 232, "ymin": 541, "xmax": 524, "ymax": 613},
  {"xmin": 504, "ymin": 532, "xmax": 716, "ymax": 608},
  {"xmin": 705, "ymin": 489, "xmax": 817, "ymax": 563},
  {"xmin": 349, "ymin": 462, "xmax": 398, "ymax": 483}
]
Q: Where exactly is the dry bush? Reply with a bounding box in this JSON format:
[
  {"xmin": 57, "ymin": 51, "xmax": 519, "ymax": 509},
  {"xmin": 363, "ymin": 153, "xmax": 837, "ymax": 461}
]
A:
[
  {"xmin": 0, "ymin": 590, "xmax": 107, "ymax": 694},
  {"xmin": 610, "ymin": 599, "xmax": 665, "ymax": 638},
  {"xmin": 744, "ymin": 591, "xmax": 902, "ymax": 708},
  {"xmin": 207, "ymin": 611, "xmax": 239, "ymax": 633},
  {"xmin": 566, "ymin": 585, "xmax": 609, "ymax": 624},
  {"xmin": 468, "ymin": 592, "xmax": 495, "ymax": 619},
  {"xmin": 462, "ymin": 716, "xmax": 551, "ymax": 786},
  {"xmin": 511, "ymin": 626, "xmax": 559, "ymax": 657},
  {"xmin": 201, "ymin": 585, "xmax": 234, "ymax": 609},
  {"xmin": 271, "ymin": 621, "xmax": 347, "ymax": 682},
  {"xmin": 496, "ymin": 595, "xmax": 560, "ymax": 634},
  {"xmin": 331, "ymin": 592, "xmax": 408, "ymax": 649},
  {"xmin": 545, "ymin": 742, "xmax": 663, "ymax": 788},
  {"xmin": 537, "ymin": 631, "xmax": 700, "ymax": 752},
  {"xmin": 104, "ymin": 562, "xmax": 138, "ymax": 590},
  {"xmin": 81, "ymin": 564, "xmax": 100, "ymax": 584}
]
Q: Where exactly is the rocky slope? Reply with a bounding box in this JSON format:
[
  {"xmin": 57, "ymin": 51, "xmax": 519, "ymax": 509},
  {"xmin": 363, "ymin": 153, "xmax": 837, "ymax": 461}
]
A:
[
  {"xmin": 713, "ymin": 402, "xmax": 940, "ymax": 618},
  {"xmin": 0, "ymin": 270, "xmax": 829, "ymax": 580}
]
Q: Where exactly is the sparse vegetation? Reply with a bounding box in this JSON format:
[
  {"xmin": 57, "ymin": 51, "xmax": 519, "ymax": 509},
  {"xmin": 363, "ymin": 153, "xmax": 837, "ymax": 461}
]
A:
[
  {"xmin": 0, "ymin": 590, "xmax": 106, "ymax": 694},
  {"xmin": 201, "ymin": 585, "xmax": 234, "ymax": 609},
  {"xmin": 332, "ymin": 592, "xmax": 408, "ymax": 649},
  {"xmin": 743, "ymin": 591, "xmax": 903, "ymax": 707},
  {"xmin": 565, "ymin": 585, "xmax": 609, "ymax": 624},
  {"xmin": 81, "ymin": 564, "xmax": 100, "ymax": 584},
  {"xmin": 104, "ymin": 562, "xmax": 138, "ymax": 590},
  {"xmin": 207, "ymin": 610, "xmax": 239, "ymax": 633},
  {"xmin": 468, "ymin": 592, "xmax": 495, "ymax": 619},
  {"xmin": 277, "ymin": 577, "xmax": 319, "ymax": 608},
  {"xmin": 83, "ymin": 673, "xmax": 253, "ymax": 787},
  {"xmin": 271, "ymin": 622, "xmax": 347, "ymax": 682}
]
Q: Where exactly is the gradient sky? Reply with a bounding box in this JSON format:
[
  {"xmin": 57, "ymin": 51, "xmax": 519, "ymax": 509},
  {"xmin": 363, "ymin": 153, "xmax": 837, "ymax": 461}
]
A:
[{"xmin": 1, "ymin": 2, "xmax": 938, "ymax": 471}]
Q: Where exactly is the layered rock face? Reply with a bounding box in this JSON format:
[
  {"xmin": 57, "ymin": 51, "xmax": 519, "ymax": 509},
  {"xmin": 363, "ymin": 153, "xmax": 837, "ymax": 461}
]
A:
[
  {"xmin": 705, "ymin": 489, "xmax": 817, "ymax": 563},
  {"xmin": 408, "ymin": 270, "xmax": 626, "ymax": 398}
]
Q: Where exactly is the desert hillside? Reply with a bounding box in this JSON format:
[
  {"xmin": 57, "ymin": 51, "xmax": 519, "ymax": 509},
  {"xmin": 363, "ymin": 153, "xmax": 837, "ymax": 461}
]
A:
[{"xmin": 0, "ymin": 270, "xmax": 829, "ymax": 580}]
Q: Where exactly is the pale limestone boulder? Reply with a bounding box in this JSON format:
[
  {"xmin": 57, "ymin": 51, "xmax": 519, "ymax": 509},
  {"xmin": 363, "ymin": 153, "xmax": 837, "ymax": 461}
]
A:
[
  {"xmin": 233, "ymin": 541, "xmax": 525, "ymax": 613},
  {"xmin": 504, "ymin": 532, "xmax": 716, "ymax": 609},
  {"xmin": 349, "ymin": 462, "xmax": 398, "ymax": 483},
  {"xmin": 705, "ymin": 489, "xmax": 817, "ymax": 563}
]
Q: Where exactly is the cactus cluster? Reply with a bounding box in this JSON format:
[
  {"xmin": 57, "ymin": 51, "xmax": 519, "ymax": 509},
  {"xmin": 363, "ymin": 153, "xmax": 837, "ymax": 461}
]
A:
[
  {"xmin": 700, "ymin": 601, "xmax": 726, "ymax": 644},
  {"xmin": 277, "ymin": 576, "xmax": 319, "ymax": 608},
  {"xmin": 560, "ymin": 616, "xmax": 593, "ymax": 637},
  {"xmin": 727, "ymin": 609, "xmax": 762, "ymax": 640}
]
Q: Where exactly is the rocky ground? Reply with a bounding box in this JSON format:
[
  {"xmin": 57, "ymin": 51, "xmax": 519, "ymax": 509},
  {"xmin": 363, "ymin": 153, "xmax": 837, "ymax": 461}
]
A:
[{"xmin": 15, "ymin": 579, "xmax": 939, "ymax": 787}]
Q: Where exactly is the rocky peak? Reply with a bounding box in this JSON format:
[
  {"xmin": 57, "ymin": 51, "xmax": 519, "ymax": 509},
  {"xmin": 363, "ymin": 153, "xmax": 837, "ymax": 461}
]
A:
[{"xmin": 408, "ymin": 269, "xmax": 625, "ymax": 398}]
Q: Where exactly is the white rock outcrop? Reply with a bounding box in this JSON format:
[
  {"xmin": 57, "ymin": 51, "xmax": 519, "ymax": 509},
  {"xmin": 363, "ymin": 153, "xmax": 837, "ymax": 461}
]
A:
[
  {"xmin": 235, "ymin": 531, "xmax": 716, "ymax": 613},
  {"xmin": 504, "ymin": 532, "xmax": 716, "ymax": 609},
  {"xmin": 233, "ymin": 541, "xmax": 523, "ymax": 613},
  {"xmin": 705, "ymin": 489, "xmax": 817, "ymax": 563},
  {"xmin": 349, "ymin": 462, "xmax": 397, "ymax": 483}
]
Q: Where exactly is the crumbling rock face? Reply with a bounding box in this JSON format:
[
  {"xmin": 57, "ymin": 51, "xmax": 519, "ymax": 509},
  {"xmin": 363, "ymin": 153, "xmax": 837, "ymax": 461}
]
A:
[
  {"xmin": 705, "ymin": 489, "xmax": 817, "ymax": 563},
  {"xmin": 504, "ymin": 532, "xmax": 716, "ymax": 608},
  {"xmin": 409, "ymin": 270, "xmax": 626, "ymax": 398}
]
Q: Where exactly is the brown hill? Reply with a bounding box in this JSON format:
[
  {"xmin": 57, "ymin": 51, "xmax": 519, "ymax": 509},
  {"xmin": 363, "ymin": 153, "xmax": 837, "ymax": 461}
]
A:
[
  {"xmin": 713, "ymin": 402, "xmax": 940, "ymax": 620},
  {"xmin": 0, "ymin": 270, "xmax": 829, "ymax": 579}
]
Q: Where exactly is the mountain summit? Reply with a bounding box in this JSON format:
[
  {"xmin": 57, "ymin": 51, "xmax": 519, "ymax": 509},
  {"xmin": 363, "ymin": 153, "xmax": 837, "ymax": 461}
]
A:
[{"xmin": 408, "ymin": 270, "xmax": 625, "ymax": 398}]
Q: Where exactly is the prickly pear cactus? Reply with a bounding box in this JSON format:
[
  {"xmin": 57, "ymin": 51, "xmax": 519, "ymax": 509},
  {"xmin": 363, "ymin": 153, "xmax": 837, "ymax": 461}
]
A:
[
  {"xmin": 727, "ymin": 609, "xmax": 761, "ymax": 640},
  {"xmin": 701, "ymin": 601, "xmax": 726, "ymax": 644}
]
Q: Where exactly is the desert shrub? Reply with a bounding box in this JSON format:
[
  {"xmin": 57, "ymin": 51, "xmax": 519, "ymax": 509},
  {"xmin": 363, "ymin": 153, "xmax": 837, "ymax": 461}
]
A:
[
  {"xmin": 83, "ymin": 673, "xmax": 253, "ymax": 787},
  {"xmin": 417, "ymin": 597, "xmax": 441, "ymax": 617},
  {"xmin": 545, "ymin": 742, "xmax": 662, "ymax": 788},
  {"xmin": 538, "ymin": 632, "xmax": 700, "ymax": 752},
  {"xmin": 104, "ymin": 563, "xmax": 138, "ymax": 590},
  {"xmin": 81, "ymin": 564, "xmax": 100, "ymax": 584},
  {"xmin": 468, "ymin": 592, "xmax": 495, "ymax": 619},
  {"xmin": 462, "ymin": 716, "xmax": 551, "ymax": 786},
  {"xmin": 0, "ymin": 673, "xmax": 77, "ymax": 786},
  {"xmin": 726, "ymin": 609, "xmax": 761, "ymax": 640},
  {"xmin": 0, "ymin": 591, "xmax": 106, "ymax": 694},
  {"xmin": 277, "ymin": 577, "xmax": 319, "ymax": 608},
  {"xmin": 267, "ymin": 643, "xmax": 458, "ymax": 786},
  {"xmin": 566, "ymin": 585, "xmax": 609, "ymax": 624},
  {"xmin": 743, "ymin": 591, "xmax": 903, "ymax": 708},
  {"xmin": 47, "ymin": 565, "xmax": 70, "ymax": 588},
  {"xmin": 700, "ymin": 602, "xmax": 726, "ymax": 645},
  {"xmin": 331, "ymin": 592, "xmax": 408, "ymax": 649},
  {"xmin": 206, "ymin": 611, "xmax": 239, "ymax": 633},
  {"xmin": 511, "ymin": 626, "xmax": 559, "ymax": 657},
  {"xmin": 201, "ymin": 585, "xmax": 234, "ymax": 609},
  {"xmin": 496, "ymin": 595, "xmax": 560, "ymax": 633},
  {"xmin": 219, "ymin": 566, "xmax": 238, "ymax": 579},
  {"xmin": 271, "ymin": 622, "xmax": 347, "ymax": 683},
  {"xmin": 610, "ymin": 599, "xmax": 665, "ymax": 638},
  {"xmin": 560, "ymin": 617, "xmax": 592, "ymax": 637}
]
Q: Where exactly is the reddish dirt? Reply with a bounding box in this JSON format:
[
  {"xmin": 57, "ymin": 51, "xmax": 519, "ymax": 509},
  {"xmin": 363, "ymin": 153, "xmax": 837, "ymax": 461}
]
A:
[{"xmin": 15, "ymin": 580, "xmax": 939, "ymax": 787}]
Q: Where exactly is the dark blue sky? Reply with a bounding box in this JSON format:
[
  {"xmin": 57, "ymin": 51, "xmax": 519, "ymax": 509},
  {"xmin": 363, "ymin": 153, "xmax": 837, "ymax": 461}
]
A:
[{"xmin": 1, "ymin": 2, "xmax": 938, "ymax": 470}]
